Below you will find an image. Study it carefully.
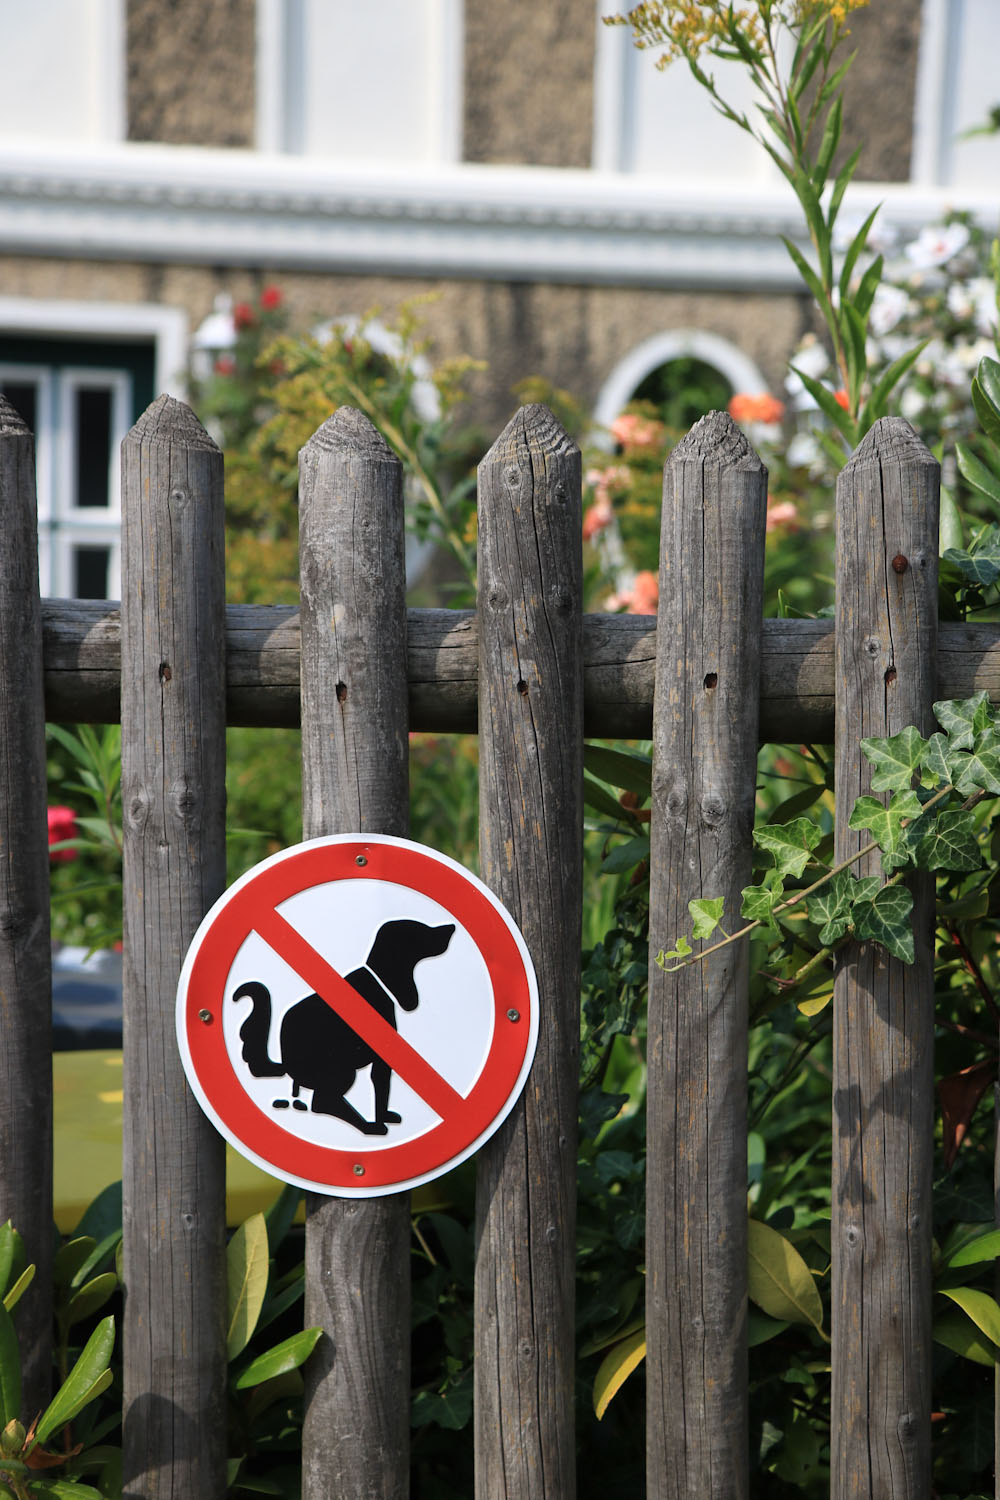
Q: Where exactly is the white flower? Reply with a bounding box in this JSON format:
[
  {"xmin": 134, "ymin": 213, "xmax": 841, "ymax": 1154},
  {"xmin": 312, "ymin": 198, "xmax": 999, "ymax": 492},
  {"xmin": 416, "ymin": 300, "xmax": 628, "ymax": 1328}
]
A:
[
  {"xmin": 904, "ymin": 223, "xmax": 971, "ymax": 270},
  {"xmin": 947, "ymin": 276, "xmax": 998, "ymax": 335},
  {"xmin": 899, "ymin": 386, "xmax": 925, "ymax": 422},
  {"xmin": 869, "ymin": 284, "xmax": 911, "ymax": 337},
  {"xmin": 786, "ymin": 431, "xmax": 822, "ymax": 470},
  {"xmin": 785, "ymin": 340, "xmax": 829, "ymax": 410}
]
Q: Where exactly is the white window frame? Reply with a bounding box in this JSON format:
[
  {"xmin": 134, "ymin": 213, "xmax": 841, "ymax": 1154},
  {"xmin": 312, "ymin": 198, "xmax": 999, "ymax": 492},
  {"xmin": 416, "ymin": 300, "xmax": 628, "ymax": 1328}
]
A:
[
  {"xmin": 0, "ymin": 0, "xmax": 125, "ymax": 146},
  {"xmin": 591, "ymin": 329, "xmax": 769, "ymax": 445},
  {"xmin": 255, "ymin": 0, "xmax": 463, "ymax": 163}
]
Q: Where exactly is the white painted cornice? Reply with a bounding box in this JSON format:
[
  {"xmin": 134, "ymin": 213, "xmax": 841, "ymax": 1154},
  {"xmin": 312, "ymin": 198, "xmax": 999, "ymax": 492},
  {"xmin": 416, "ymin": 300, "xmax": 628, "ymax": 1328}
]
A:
[{"xmin": 1, "ymin": 142, "xmax": 998, "ymax": 290}]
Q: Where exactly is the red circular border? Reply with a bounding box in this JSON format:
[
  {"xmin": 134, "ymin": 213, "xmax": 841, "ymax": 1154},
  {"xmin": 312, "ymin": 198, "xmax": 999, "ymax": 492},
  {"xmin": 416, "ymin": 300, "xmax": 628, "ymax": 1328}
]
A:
[{"xmin": 182, "ymin": 839, "xmax": 533, "ymax": 1190}]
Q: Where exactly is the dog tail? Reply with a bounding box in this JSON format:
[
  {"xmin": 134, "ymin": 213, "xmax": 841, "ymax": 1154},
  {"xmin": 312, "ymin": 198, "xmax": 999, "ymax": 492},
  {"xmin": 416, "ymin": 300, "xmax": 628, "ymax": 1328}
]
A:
[{"xmin": 232, "ymin": 981, "xmax": 285, "ymax": 1077}]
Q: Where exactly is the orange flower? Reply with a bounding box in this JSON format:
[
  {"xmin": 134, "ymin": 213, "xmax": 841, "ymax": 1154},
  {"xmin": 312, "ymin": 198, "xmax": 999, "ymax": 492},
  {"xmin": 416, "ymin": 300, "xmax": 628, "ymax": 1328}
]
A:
[
  {"xmin": 727, "ymin": 392, "xmax": 785, "ymax": 425},
  {"xmin": 606, "ymin": 570, "xmax": 659, "ymax": 615},
  {"xmin": 766, "ymin": 498, "xmax": 799, "ymax": 534},
  {"xmin": 834, "ymin": 389, "xmax": 850, "ymax": 409},
  {"xmin": 610, "ymin": 412, "xmax": 666, "ymax": 450}
]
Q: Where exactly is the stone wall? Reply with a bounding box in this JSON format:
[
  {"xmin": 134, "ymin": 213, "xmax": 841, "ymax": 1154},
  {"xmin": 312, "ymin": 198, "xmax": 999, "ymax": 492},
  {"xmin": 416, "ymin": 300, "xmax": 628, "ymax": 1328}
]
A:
[{"xmin": 126, "ymin": 0, "xmax": 256, "ymax": 147}]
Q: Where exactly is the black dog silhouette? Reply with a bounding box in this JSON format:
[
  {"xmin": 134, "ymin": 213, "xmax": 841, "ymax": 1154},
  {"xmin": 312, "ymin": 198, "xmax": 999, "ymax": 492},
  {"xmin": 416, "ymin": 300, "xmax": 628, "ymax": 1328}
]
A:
[{"xmin": 233, "ymin": 918, "xmax": 455, "ymax": 1135}]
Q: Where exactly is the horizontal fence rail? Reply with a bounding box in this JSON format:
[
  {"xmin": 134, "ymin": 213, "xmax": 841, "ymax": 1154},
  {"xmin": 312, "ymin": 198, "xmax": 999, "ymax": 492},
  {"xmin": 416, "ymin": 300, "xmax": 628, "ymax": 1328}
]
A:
[{"xmin": 35, "ymin": 601, "xmax": 1000, "ymax": 741}]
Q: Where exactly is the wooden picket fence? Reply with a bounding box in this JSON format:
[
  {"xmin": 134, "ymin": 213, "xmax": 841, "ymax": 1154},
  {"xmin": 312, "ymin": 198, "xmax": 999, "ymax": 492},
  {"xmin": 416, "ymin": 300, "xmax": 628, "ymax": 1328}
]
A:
[{"xmin": 0, "ymin": 387, "xmax": 993, "ymax": 1499}]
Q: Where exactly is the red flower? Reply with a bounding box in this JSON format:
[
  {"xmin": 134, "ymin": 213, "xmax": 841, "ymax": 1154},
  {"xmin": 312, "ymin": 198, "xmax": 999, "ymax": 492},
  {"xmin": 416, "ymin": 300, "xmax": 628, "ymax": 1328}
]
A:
[
  {"xmin": 233, "ymin": 302, "xmax": 255, "ymax": 330},
  {"xmin": 260, "ymin": 286, "xmax": 283, "ymax": 311},
  {"xmin": 213, "ymin": 355, "xmax": 236, "ymax": 377},
  {"xmin": 48, "ymin": 806, "xmax": 77, "ymax": 863}
]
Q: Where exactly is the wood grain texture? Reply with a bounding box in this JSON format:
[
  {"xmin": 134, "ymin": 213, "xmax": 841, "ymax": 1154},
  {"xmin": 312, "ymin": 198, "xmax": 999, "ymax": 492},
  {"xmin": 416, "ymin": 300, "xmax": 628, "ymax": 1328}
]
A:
[
  {"xmin": 120, "ymin": 396, "xmax": 228, "ymax": 1499},
  {"xmin": 645, "ymin": 411, "xmax": 766, "ymax": 1498},
  {"xmin": 0, "ymin": 396, "xmax": 53, "ymax": 1417},
  {"xmin": 475, "ymin": 404, "xmax": 582, "ymax": 1500},
  {"xmin": 831, "ymin": 418, "xmax": 938, "ymax": 1499},
  {"xmin": 297, "ymin": 408, "xmax": 411, "ymax": 1500},
  {"xmin": 35, "ymin": 600, "xmax": 1000, "ymax": 740}
]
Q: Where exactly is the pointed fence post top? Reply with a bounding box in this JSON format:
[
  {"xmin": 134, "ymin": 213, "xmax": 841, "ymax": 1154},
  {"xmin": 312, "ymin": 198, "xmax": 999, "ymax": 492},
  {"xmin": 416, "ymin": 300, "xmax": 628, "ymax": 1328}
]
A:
[
  {"xmin": 481, "ymin": 402, "xmax": 579, "ymax": 468},
  {"xmin": 841, "ymin": 414, "xmax": 939, "ymax": 474},
  {"xmin": 301, "ymin": 404, "xmax": 399, "ymax": 462},
  {"xmin": 668, "ymin": 409, "xmax": 764, "ymax": 473},
  {"xmin": 0, "ymin": 393, "xmax": 29, "ymax": 436},
  {"xmin": 126, "ymin": 394, "xmax": 219, "ymax": 452}
]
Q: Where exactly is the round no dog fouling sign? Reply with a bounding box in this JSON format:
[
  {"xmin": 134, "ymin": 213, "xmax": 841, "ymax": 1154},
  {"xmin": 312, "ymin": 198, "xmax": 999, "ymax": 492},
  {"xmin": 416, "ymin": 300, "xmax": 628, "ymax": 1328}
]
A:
[{"xmin": 176, "ymin": 834, "xmax": 538, "ymax": 1197}]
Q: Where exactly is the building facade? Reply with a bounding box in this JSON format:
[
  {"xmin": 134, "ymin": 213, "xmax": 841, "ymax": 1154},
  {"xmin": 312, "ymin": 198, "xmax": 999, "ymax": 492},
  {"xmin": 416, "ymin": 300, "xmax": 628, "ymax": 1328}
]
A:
[{"xmin": 0, "ymin": 0, "xmax": 996, "ymax": 597}]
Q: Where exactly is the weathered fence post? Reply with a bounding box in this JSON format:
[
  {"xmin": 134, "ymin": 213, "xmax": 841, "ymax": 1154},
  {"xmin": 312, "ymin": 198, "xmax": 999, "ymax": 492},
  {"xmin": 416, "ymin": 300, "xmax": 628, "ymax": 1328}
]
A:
[
  {"xmin": 475, "ymin": 403, "xmax": 583, "ymax": 1498},
  {"xmin": 831, "ymin": 417, "xmax": 939, "ymax": 1498},
  {"xmin": 0, "ymin": 395, "xmax": 53, "ymax": 1417},
  {"xmin": 121, "ymin": 396, "xmax": 228, "ymax": 1498},
  {"xmin": 297, "ymin": 408, "xmax": 411, "ymax": 1500},
  {"xmin": 646, "ymin": 411, "xmax": 767, "ymax": 1498}
]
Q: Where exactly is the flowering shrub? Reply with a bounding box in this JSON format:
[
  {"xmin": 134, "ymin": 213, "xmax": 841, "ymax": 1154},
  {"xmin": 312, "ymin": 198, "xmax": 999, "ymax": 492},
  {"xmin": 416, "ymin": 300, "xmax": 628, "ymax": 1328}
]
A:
[{"xmin": 47, "ymin": 805, "xmax": 77, "ymax": 863}]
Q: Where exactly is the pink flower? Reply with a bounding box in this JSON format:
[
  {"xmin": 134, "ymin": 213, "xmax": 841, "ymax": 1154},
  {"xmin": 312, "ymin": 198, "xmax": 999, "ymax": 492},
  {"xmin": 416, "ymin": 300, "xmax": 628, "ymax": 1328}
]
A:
[
  {"xmin": 48, "ymin": 806, "xmax": 77, "ymax": 863},
  {"xmin": 606, "ymin": 570, "xmax": 659, "ymax": 615},
  {"xmin": 766, "ymin": 498, "xmax": 799, "ymax": 534},
  {"xmin": 260, "ymin": 285, "xmax": 283, "ymax": 311},
  {"xmin": 583, "ymin": 497, "xmax": 614, "ymax": 540},
  {"xmin": 727, "ymin": 393, "xmax": 785, "ymax": 425},
  {"xmin": 610, "ymin": 412, "xmax": 666, "ymax": 451}
]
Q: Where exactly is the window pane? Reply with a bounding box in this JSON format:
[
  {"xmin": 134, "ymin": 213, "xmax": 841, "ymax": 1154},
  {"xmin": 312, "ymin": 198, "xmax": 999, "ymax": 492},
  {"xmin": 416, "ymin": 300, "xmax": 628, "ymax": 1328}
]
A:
[
  {"xmin": 0, "ymin": 381, "xmax": 37, "ymax": 432},
  {"xmin": 75, "ymin": 387, "xmax": 112, "ymax": 508},
  {"xmin": 74, "ymin": 546, "xmax": 110, "ymax": 600}
]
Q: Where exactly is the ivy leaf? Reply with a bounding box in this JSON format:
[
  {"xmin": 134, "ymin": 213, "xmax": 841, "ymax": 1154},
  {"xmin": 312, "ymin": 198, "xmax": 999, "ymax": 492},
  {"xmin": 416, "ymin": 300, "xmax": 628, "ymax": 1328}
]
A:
[
  {"xmin": 942, "ymin": 544, "xmax": 1000, "ymax": 589},
  {"xmin": 850, "ymin": 884, "xmax": 915, "ymax": 963},
  {"xmin": 860, "ymin": 726, "xmax": 927, "ymax": 791},
  {"xmin": 657, "ymin": 935, "xmax": 691, "ymax": 969},
  {"xmin": 921, "ymin": 732, "xmax": 953, "ymax": 786},
  {"xmin": 908, "ymin": 810, "xmax": 983, "ymax": 873},
  {"xmin": 948, "ymin": 738, "xmax": 1000, "ymax": 798},
  {"xmin": 741, "ymin": 885, "xmax": 781, "ymax": 932},
  {"xmin": 848, "ymin": 791, "xmax": 922, "ymax": 871},
  {"xmin": 689, "ymin": 898, "xmax": 725, "ymax": 940},
  {"xmin": 934, "ymin": 691, "xmax": 993, "ymax": 751},
  {"xmin": 806, "ymin": 870, "xmax": 877, "ymax": 946},
  {"xmin": 753, "ymin": 818, "xmax": 823, "ymax": 880}
]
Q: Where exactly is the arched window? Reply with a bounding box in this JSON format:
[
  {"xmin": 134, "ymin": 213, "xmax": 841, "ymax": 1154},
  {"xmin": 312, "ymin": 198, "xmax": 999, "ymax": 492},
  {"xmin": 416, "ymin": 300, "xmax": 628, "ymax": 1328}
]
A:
[{"xmin": 592, "ymin": 329, "xmax": 769, "ymax": 445}]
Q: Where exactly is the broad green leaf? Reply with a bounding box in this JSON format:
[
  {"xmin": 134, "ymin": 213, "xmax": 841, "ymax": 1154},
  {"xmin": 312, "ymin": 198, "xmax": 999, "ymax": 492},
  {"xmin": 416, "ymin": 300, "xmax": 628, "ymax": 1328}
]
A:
[
  {"xmin": 741, "ymin": 884, "xmax": 781, "ymax": 932},
  {"xmin": 754, "ymin": 818, "xmax": 823, "ymax": 880},
  {"xmin": 943, "ymin": 545, "xmax": 1000, "ymax": 590},
  {"xmin": 956, "ymin": 442, "xmax": 1000, "ymax": 515},
  {"xmin": 0, "ymin": 1226, "xmax": 13, "ymax": 1304},
  {"xmin": 601, "ymin": 836, "xmax": 650, "ymax": 875},
  {"xmin": 689, "ymin": 897, "xmax": 725, "ymax": 940},
  {"xmin": 860, "ymin": 726, "xmax": 926, "ymax": 791},
  {"xmin": 234, "ymin": 1327, "xmax": 323, "ymax": 1390},
  {"xmin": 66, "ymin": 1273, "xmax": 117, "ymax": 1329},
  {"xmin": 26, "ymin": 1483, "xmax": 104, "ymax": 1499},
  {"xmin": 227, "ymin": 1213, "xmax": 270, "ymax": 1361},
  {"xmin": 933, "ymin": 1313, "xmax": 996, "ymax": 1366},
  {"xmin": 944, "ymin": 1228, "xmax": 1000, "ymax": 1269},
  {"xmin": 851, "ymin": 883, "xmax": 915, "ymax": 963},
  {"xmin": 797, "ymin": 990, "xmax": 833, "ymax": 1018},
  {"xmin": 806, "ymin": 869, "xmax": 877, "ymax": 946},
  {"xmin": 973, "ymin": 376, "xmax": 1000, "ymax": 446},
  {"xmin": 865, "ymin": 340, "xmax": 926, "ymax": 423},
  {"xmin": 939, "ymin": 1287, "xmax": 1000, "ymax": 1347},
  {"xmin": 593, "ymin": 1328, "xmax": 646, "ymax": 1420},
  {"xmin": 583, "ymin": 774, "xmax": 634, "ymax": 824},
  {"xmin": 747, "ymin": 1219, "xmax": 824, "ymax": 1335},
  {"xmin": 921, "ymin": 732, "xmax": 953, "ymax": 786},
  {"xmin": 53, "ymin": 1238, "xmax": 97, "ymax": 1290},
  {"xmin": 950, "ymin": 739, "xmax": 1000, "ymax": 798},
  {"xmin": 748, "ymin": 1310, "xmax": 789, "ymax": 1347},
  {"xmin": 0, "ymin": 1304, "xmax": 20, "ymax": 1428},
  {"xmin": 582, "ymin": 745, "xmax": 652, "ymax": 797},
  {"xmin": 848, "ymin": 791, "xmax": 922, "ymax": 870},
  {"xmin": 978, "ymin": 353, "xmax": 1000, "ymax": 413},
  {"xmin": 33, "ymin": 1316, "xmax": 115, "ymax": 1448},
  {"xmin": 765, "ymin": 782, "xmax": 826, "ymax": 823},
  {"xmin": 2, "ymin": 1265, "xmax": 33, "ymax": 1313},
  {"xmin": 934, "ymin": 691, "xmax": 993, "ymax": 750},
  {"xmin": 657, "ymin": 935, "xmax": 691, "ymax": 969},
  {"xmin": 909, "ymin": 810, "xmax": 982, "ymax": 873},
  {"xmin": 939, "ymin": 482, "xmax": 965, "ymax": 553}
]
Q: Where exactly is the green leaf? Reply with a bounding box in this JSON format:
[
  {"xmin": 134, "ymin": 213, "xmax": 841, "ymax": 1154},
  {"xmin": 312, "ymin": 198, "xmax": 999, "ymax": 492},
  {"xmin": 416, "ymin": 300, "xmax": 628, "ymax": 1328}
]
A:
[
  {"xmin": 753, "ymin": 818, "xmax": 823, "ymax": 880},
  {"xmin": 909, "ymin": 810, "xmax": 982, "ymax": 873},
  {"xmin": 935, "ymin": 691, "xmax": 994, "ymax": 750},
  {"xmin": 689, "ymin": 898, "xmax": 725, "ymax": 941},
  {"xmin": 0, "ymin": 1304, "xmax": 20, "ymax": 1428},
  {"xmin": 66, "ymin": 1273, "xmax": 117, "ymax": 1329},
  {"xmin": 0, "ymin": 1226, "xmax": 14, "ymax": 1304},
  {"xmin": 973, "ymin": 377, "xmax": 1000, "ymax": 447},
  {"xmin": 582, "ymin": 745, "xmax": 652, "ymax": 797},
  {"xmin": 860, "ymin": 726, "xmax": 927, "ymax": 792},
  {"xmin": 807, "ymin": 869, "xmax": 874, "ymax": 946},
  {"xmin": 26, "ymin": 1483, "xmax": 104, "ymax": 1499},
  {"xmin": 865, "ymin": 340, "xmax": 926, "ymax": 424},
  {"xmin": 53, "ymin": 1239, "xmax": 97, "ymax": 1291},
  {"xmin": 837, "ymin": 204, "xmax": 880, "ymax": 300},
  {"xmin": 601, "ymin": 836, "xmax": 650, "ymax": 875},
  {"xmin": 1, "ymin": 1266, "xmax": 33, "ymax": 1315},
  {"xmin": 657, "ymin": 935, "xmax": 691, "ymax": 968},
  {"xmin": 787, "ymin": 364, "xmax": 854, "ymax": 442},
  {"xmin": 812, "ymin": 94, "xmax": 842, "ymax": 189},
  {"xmin": 956, "ymin": 442, "xmax": 1000, "ymax": 516},
  {"xmin": 933, "ymin": 1313, "xmax": 996, "ymax": 1366},
  {"xmin": 848, "ymin": 791, "xmax": 922, "ymax": 870},
  {"xmin": 741, "ymin": 885, "xmax": 781, "ymax": 932},
  {"xmin": 939, "ymin": 1287, "xmax": 1000, "ymax": 1347},
  {"xmin": 33, "ymin": 1316, "xmax": 115, "ymax": 1448},
  {"xmin": 747, "ymin": 1219, "xmax": 825, "ymax": 1335},
  {"xmin": 234, "ymin": 1327, "xmax": 322, "ymax": 1390},
  {"xmin": 593, "ymin": 1328, "xmax": 646, "ymax": 1420},
  {"xmin": 921, "ymin": 732, "xmax": 953, "ymax": 786},
  {"xmin": 949, "ymin": 740, "xmax": 1000, "ymax": 798},
  {"xmin": 939, "ymin": 483, "xmax": 965, "ymax": 554},
  {"xmin": 227, "ymin": 1213, "xmax": 270, "ymax": 1361},
  {"xmin": 978, "ymin": 354, "xmax": 1000, "ymax": 415},
  {"xmin": 943, "ymin": 1227, "xmax": 1000, "ymax": 1269},
  {"xmin": 851, "ymin": 884, "xmax": 915, "ymax": 964},
  {"xmin": 765, "ymin": 782, "xmax": 826, "ymax": 823},
  {"xmin": 747, "ymin": 1311, "xmax": 790, "ymax": 1347},
  {"xmin": 584, "ymin": 775, "xmax": 634, "ymax": 824},
  {"xmin": 943, "ymin": 544, "xmax": 1000, "ymax": 590}
]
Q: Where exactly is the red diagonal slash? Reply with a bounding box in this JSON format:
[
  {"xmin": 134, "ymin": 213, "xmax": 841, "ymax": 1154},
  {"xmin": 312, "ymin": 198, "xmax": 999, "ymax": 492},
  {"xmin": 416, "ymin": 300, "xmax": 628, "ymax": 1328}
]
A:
[{"xmin": 252, "ymin": 905, "xmax": 466, "ymax": 1121}]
